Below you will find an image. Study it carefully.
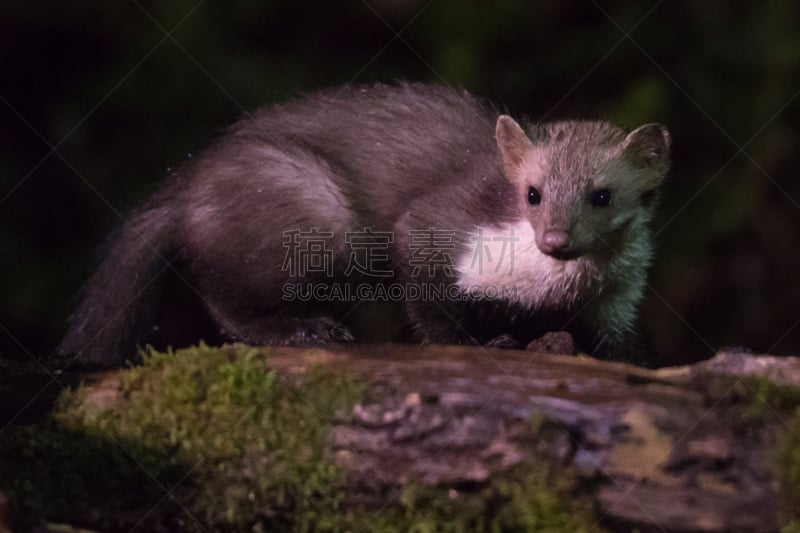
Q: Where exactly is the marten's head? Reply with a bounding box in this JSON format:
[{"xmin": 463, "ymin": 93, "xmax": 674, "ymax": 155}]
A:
[{"xmin": 495, "ymin": 116, "xmax": 670, "ymax": 261}]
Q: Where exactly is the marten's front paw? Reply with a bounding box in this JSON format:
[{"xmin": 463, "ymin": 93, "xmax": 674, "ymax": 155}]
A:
[
  {"xmin": 328, "ymin": 322, "xmax": 355, "ymax": 342},
  {"xmin": 485, "ymin": 333, "xmax": 523, "ymax": 349},
  {"xmin": 300, "ymin": 317, "xmax": 354, "ymax": 344}
]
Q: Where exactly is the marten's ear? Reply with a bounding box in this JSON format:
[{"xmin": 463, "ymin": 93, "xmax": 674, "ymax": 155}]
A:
[
  {"xmin": 623, "ymin": 123, "xmax": 671, "ymax": 180},
  {"xmin": 496, "ymin": 115, "xmax": 534, "ymax": 183}
]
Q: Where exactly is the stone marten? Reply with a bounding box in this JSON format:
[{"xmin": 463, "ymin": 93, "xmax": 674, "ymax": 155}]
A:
[{"xmin": 59, "ymin": 83, "xmax": 670, "ymax": 366}]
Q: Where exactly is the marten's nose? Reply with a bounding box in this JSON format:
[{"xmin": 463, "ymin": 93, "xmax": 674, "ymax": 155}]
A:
[{"xmin": 539, "ymin": 230, "xmax": 572, "ymax": 256}]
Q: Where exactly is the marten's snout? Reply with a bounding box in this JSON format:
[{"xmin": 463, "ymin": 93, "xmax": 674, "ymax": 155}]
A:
[{"xmin": 538, "ymin": 230, "xmax": 577, "ymax": 259}]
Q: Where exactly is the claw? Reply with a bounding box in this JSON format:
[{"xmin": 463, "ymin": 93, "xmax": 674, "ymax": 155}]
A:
[
  {"xmin": 329, "ymin": 323, "xmax": 355, "ymax": 342},
  {"xmin": 485, "ymin": 333, "xmax": 522, "ymax": 349}
]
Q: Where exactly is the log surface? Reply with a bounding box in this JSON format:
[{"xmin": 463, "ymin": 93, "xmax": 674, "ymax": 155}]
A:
[
  {"xmin": 5, "ymin": 344, "xmax": 798, "ymax": 532},
  {"xmin": 256, "ymin": 344, "xmax": 796, "ymax": 532}
]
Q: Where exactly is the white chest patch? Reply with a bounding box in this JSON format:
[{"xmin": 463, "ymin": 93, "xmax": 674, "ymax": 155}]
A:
[{"xmin": 455, "ymin": 220, "xmax": 604, "ymax": 310}]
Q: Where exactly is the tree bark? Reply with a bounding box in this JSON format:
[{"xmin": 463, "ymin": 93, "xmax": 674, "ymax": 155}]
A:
[
  {"xmin": 4, "ymin": 344, "xmax": 799, "ymax": 532},
  {"xmin": 256, "ymin": 344, "xmax": 797, "ymax": 532}
]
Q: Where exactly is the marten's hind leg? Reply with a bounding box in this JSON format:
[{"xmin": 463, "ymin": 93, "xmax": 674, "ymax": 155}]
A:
[{"xmin": 207, "ymin": 302, "xmax": 354, "ymax": 346}]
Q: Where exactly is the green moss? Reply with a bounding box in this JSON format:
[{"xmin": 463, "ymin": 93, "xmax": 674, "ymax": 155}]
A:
[
  {"xmin": 696, "ymin": 374, "xmax": 800, "ymax": 529},
  {"xmin": 783, "ymin": 520, "xmax": 800, "ymax": 533},
  {"xmin": 0, "ymin": 344, "xmax": 601, "ymax": 532},
  {"xmin": 354, "ymin": 469, "xmax": 599, "ymax": 533},
  {"xmin": 741, "ymin": 376, "xmax": 800, "ymax": 529},
  {"xmin": 779, "ymin": 405, "xmax": 800, "ymax": 527},
  {"xmin": 742, "ymin": 376, "xmax": 800, "ymax": 420},
  {"xmin": 1, "ymin": 344, "xmax": 362, "ymax": 531}
]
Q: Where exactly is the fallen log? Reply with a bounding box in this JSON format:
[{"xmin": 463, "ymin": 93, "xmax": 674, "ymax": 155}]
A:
[
  {"xmin": 264, "ymin": 345, "xmax": 799, "ymax": 532},
  {"xmin": 1, "ymin": 343, "xmax": 799, "ymax": 532}
]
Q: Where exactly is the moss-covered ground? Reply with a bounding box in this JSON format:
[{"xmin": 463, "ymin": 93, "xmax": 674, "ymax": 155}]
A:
[{"xmin": 0, "ymin": 344, "xmax": 601, "ymax": 532}]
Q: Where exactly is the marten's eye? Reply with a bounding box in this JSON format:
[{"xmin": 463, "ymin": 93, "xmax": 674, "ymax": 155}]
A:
[
  {"xmin": 590, "ymin": 188, "xmax": 612, "ymax": 208},
  {"xmin": 527, "ymin": 186, "xmax": 541, "ymax": 206}
]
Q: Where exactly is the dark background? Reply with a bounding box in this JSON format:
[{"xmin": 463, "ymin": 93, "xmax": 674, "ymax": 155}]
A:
[{"xmin": 1, "ymin": 0, "xmax": 799, "ymax": 366}]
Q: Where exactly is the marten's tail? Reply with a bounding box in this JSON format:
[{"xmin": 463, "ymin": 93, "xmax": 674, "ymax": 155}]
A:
[{"xmin": 58, "ymin": 196, "xmax": 178, "ymax": 367}]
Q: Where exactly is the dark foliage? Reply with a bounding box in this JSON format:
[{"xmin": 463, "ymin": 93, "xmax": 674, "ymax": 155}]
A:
[{"xmin": 1, "ymin": 0, "xmax": 799, "ymax": 365}]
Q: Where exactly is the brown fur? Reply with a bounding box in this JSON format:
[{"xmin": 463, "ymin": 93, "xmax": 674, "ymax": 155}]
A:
[{"xmin": 59, "ymin": 83, "xmax": 669, "ymax": 366}]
